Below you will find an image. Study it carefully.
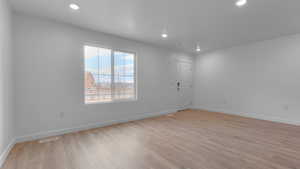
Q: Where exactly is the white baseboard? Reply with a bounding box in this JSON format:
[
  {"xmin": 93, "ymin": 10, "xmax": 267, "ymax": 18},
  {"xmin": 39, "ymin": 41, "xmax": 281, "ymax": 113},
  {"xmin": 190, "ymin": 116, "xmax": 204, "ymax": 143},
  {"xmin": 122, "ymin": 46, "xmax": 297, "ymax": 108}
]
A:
[
  {"xmin": 0, "ymin": 139, "xmax": 15, "ymax": 168},
  {"xmin": 16, "ymin": 109, "xmax": 178, "ymax": 143},
  {"xmin": 193, "ymin": 106, "xmax": 300, "ymax": 126}
]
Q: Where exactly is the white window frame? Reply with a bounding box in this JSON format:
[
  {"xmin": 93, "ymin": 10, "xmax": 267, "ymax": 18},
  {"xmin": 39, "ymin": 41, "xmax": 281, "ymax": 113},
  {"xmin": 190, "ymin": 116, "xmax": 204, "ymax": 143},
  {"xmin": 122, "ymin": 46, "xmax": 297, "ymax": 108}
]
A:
[{"xmin": 84, "ymin": 43, "xmax": 137, "ymax": 104}]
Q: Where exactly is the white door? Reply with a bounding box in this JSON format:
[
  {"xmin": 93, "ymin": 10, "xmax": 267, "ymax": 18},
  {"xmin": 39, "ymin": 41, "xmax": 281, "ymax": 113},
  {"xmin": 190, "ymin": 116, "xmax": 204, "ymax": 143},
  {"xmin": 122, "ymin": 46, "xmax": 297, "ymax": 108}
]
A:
[{"xmin": 176, "ymin": 58, "xmax": 193, "ymax": 110}]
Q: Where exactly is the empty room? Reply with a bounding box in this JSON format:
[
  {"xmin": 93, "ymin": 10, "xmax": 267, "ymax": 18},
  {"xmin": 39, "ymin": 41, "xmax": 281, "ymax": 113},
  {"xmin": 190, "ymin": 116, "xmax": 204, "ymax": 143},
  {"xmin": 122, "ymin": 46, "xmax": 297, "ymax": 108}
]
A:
[{"xmin": 1, "ymin": 0, "xmax": 300, "ymax": 168}]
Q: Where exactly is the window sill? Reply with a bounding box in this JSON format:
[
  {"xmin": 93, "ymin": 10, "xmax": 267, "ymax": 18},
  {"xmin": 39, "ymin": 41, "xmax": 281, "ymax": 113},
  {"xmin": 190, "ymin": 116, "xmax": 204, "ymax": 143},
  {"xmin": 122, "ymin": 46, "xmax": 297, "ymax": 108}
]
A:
[{"xmin": 85, "ymin": 98, "xmax": 138, "ymax": 105}]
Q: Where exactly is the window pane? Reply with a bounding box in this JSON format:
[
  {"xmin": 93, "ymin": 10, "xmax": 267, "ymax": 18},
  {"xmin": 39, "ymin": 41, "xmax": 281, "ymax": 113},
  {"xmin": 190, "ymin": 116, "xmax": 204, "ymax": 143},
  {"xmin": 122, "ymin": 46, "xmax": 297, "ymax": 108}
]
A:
[
  {"xmin": 85, "ymin": 45, "xmax": 136, "ymax": 104},
  {"xmin": 85, "ymin": 45, "xmax": 112, "ymax": 103},
  {"xmin": 85, "ymin": 46, "xmax": 99, "ymax": 103},
  {"xmin": 114, "ymin": 51, "xmax": 135, "ymax": 100},
  {"xmin": 97, "ymin": 47, "xmax": 112, "ymax": 102}
]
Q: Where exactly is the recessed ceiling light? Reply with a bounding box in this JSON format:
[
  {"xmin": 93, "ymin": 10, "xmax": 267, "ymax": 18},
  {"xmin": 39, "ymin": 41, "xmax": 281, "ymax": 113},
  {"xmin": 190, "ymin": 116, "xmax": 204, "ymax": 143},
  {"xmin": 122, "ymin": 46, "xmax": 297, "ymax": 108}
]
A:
[
  {"xmin": 235, "ymin": 0, "xmax": 247, "ymax": 7},
  {"xmin": 69, "ymin": 3, "xmax": 80, "ymax": 10},
  {"xmin": 196, "ymin": 45, "xmax": 201, "ymax": 52},
  {"xmin": 161, "ymin": 33, "xmax": 168, "ymax": 38}
]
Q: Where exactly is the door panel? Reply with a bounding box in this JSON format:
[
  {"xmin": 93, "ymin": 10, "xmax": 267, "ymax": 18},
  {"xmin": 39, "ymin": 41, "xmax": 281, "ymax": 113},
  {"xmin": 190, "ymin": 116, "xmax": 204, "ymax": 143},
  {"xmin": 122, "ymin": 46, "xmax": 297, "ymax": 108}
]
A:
[{"xmin": 177, "ymin": 58, "xmax": 193, "ymax": 110}]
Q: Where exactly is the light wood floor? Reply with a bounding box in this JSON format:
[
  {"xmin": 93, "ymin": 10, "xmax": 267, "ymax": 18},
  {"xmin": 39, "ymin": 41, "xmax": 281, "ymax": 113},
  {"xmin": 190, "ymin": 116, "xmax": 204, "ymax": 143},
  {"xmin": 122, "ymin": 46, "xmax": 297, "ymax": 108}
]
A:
[{"xmin": 2, "ymin": 110, "xmax": 300, "ymax": 169}]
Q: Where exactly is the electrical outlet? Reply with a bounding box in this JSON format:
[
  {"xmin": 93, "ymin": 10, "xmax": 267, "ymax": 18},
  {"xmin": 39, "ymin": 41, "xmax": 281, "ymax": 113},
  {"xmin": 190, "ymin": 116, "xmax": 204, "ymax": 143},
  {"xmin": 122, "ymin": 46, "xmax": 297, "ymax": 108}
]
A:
[
  {"xmin": 283, "ymin": 105, "xmax": 289, "ymax": 111},
  {"xmin": 59, "ymin": 112, "xmax": 65, "ymax": 119}
]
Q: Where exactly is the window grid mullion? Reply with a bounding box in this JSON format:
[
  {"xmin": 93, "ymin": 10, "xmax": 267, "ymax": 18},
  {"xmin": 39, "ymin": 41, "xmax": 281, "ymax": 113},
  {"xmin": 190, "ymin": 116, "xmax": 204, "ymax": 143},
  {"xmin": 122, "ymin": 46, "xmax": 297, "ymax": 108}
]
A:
[
  {"xmin": 134, "ymin": 54, "xmax": 136, "ymax": 99},
  {"xmin": 97, "ymin": 48, "xmax": 100, "ymax": 101},
  {"xmin": 111, "ymin": 49, "xmax": 115, "ymax": 101}
]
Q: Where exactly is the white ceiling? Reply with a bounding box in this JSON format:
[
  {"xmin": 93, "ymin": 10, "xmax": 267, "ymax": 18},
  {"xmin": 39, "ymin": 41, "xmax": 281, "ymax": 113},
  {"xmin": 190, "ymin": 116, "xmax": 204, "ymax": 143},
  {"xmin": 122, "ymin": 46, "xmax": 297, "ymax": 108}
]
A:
[{"xmin": 9, "ymin": 0, "xmax": 300, "ymax": 54}]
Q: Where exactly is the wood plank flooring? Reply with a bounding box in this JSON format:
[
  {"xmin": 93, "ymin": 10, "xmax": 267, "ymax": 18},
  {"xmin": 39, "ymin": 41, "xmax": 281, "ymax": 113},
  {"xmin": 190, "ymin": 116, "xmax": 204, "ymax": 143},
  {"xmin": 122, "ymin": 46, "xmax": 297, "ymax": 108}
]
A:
[{"xmin": 2, "ymin": 109, "xmax": 300, "ymax": 169}]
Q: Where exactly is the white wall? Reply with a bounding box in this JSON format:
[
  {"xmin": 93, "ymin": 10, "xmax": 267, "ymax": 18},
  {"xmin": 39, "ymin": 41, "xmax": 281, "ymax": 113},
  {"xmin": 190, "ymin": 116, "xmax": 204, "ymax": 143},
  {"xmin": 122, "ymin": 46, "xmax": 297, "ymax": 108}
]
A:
[
  {"xmin": 13, "ymin": 14, "xmax": 193, "ymax": 140},
  {"xmin": 0, "ymin": 0, "xmax": 14, "ymax": 164},
  {"xmin": 193, "ymin": 34, "xmax": 300, "ymax": 125}
]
